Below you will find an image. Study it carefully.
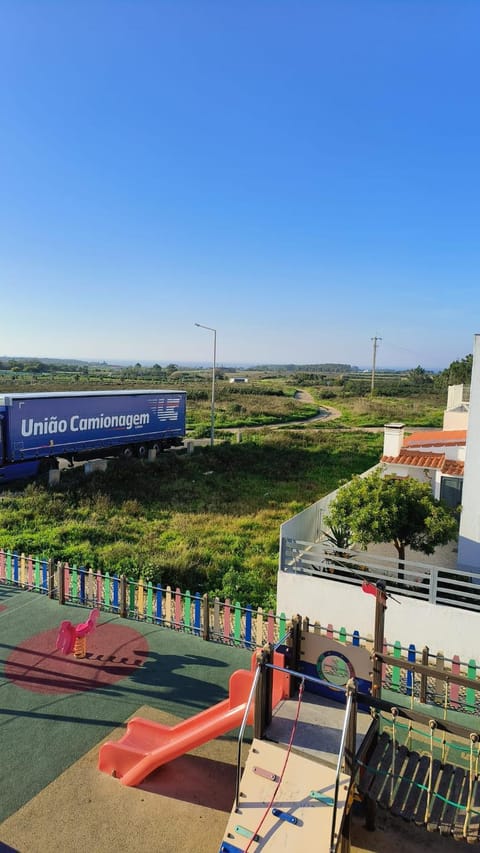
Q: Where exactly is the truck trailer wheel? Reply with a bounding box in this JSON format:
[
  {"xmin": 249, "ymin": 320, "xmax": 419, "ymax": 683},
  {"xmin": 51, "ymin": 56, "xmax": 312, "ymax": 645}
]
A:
[
  {"xmin": 136, "ymin": 444, "xmax": 148, "ymax": 458},
  {"xmin": 121, "ymin": 446, "xmax": 134, "ymax": 458}
]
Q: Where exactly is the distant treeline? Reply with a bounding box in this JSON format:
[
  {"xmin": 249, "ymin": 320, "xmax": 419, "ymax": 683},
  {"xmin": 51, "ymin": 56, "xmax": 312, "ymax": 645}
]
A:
[
  {"xmin": 252, "ymin": 363, "xmax": 358, "ymax": 373},
  {"xmin": 0, "ymin": 353, "xmax": 473, "ymax": 393}
]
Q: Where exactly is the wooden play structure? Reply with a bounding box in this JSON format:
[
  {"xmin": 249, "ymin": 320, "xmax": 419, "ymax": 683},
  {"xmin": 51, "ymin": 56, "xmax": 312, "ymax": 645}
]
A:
[
  {"xmin": 220, "ymin": 738, "xmax": 350, "ymax": 853},
  {"xmin": 220, "ymin": 585, "xmax": 480, "ymax": 850},
  {"xmin": 98, "ymin": 582, "xmax": 480, "ymax": 850},
  {"xmin": 217, "ymin": 643, "xmax": 359, "ymax": 853}
]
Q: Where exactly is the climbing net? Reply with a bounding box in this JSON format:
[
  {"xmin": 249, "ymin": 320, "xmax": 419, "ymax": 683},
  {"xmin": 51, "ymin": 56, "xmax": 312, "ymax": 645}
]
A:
[{"xmin": 358, "ymin": 708, "xmax": 480, "ymax": 835}]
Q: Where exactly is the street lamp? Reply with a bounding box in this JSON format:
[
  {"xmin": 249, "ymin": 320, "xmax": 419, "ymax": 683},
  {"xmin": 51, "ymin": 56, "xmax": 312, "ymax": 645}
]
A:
[{"xmin": 194, "ymin": 322, "xmax": 217, "ymax": 447}]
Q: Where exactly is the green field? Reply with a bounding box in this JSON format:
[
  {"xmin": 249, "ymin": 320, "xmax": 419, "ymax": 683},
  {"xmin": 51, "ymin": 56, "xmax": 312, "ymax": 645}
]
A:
[{"xmin": 0, "ymin": 365, "xmax": 448, "ymax": 609}]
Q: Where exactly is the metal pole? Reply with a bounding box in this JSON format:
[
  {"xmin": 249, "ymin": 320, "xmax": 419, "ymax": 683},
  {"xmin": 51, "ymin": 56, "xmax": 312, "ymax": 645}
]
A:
[
  {"xmin": 371, "ymin": 335, "xmax": 382, "ymax": 394},
  {"xmin": 235, "ymin": 662, "xmax": 263, "ymax": 810},
  {"xmin": 211, "ymin": 328, "xmax": 216, "ymax": 447},
  {"xmin": 330, "ymin": 689, "xmax": 353, "ymax": 853},
  {"xmin": 195, "ymin": 323, "xmax": 216, "ymax": 447}
]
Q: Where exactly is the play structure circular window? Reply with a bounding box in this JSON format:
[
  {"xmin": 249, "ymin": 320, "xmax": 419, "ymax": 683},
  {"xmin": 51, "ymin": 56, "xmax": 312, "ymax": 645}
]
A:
[{"xmin": 316, "ymin": 651, "xmax": 355, "ymax": 686}]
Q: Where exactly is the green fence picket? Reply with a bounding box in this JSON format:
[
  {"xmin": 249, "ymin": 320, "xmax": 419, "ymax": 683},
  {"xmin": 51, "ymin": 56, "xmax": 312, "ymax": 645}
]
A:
[
  {"xmin": 34, "ymin": 557, "xmax": 40, "ymax": 590},
  {"xmin": 234, "ymin": 602, "xmax": 241, "ymax": 644},
  {"xmin": 146, "ymin": 581, "xmax": 153, "ymax": 620},
  {"xmin": 466, "ymin": 659, "xmax": 477, "ymax": 712},
  {"xmin": 184, "ymin": 590, "xmax": 191, "ymax": 629},
  {"xmin": 129, "ymin": 580, "xmax": 136, "ymax": 616},
  {"xmin": 104, "ymin": 572, "xmax": 111, "ymax": 609},
  {"xmin": 391, "ymin": 641, "xmax": 402, "ymax": 691},
  {"xmin": 278, "ymin": 612, "xmax": 286, "ymax": 644},
  {"xmin": 71, "ymin": 566, "xmax": 78, "ymax": 602}
]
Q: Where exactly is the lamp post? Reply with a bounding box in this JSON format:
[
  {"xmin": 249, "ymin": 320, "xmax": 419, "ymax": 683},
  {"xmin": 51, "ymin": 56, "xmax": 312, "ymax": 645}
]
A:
[{"xmin": 194, "ymin": 322, "xmax": 217, "ymax": 447}]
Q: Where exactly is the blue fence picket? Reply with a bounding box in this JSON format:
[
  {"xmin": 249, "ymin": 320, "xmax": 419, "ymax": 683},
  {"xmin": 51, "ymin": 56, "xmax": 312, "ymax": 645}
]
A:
[
  {"xmin": 155, "ymin": 585, "xmax": 163, "ymax": 624},
  {"xmin": 112, "ymin": 575, "xmax": 119, "ymax": 611},
  {"xmin": 194, "ymin": 592, "xmax": 201, "ymax": 636},
  {"xmin": 406, "ymin": 644, "xmax": 416, "ymax": 696},
  {"xmin": 245, "ymin": 606, "xmax": 253, "ymax": 649},
  {"xmin": 41, "ymin": 559, "xmax": 48, "ymax": 592},
  {"xmin": 79, "ymin": 567, "xmax": 86, "ymax": 604}
]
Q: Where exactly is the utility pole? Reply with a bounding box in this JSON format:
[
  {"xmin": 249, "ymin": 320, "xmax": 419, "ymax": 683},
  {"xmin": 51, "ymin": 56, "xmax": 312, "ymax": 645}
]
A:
[
  {"xmin": 194, "ymin": 323, "xmax": 217, "ymax": 446},
  {"xmin": 371, "ymin": 336, "xmax": 382, "ymax": 394}
]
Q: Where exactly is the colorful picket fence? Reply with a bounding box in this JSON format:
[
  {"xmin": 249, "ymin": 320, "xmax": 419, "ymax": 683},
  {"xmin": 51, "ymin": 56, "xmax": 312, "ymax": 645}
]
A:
[
  {"xmin": 1, "ymin": 547, "xmax": 479, "ymax": 714},
  {"xmin": 0, "ymin": 549, "xmax": 48, "ymax": 591},
  {"xmin": 0, "ymin": 549, "xmax": 286, "ymax": 651},
  {"xmin": 299, "ymin": 616, "xmax": 480, "ymax": 717}
]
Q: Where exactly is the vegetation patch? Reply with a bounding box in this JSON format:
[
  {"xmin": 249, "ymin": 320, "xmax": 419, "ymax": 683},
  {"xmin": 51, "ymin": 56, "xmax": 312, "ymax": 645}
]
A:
[{"xmin": 0, "ymin": 431, "xmax": 382, "ymax": 609}]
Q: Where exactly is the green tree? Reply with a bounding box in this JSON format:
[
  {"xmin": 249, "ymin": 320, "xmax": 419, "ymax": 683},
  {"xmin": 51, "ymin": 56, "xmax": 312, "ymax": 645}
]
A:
[
  {"xmin": 435, "ymin": 353, "xmax": 473, "ymax": 389},
  {"xmin": 324, "ymin": 470, "xmax": 458, "ymax": 580},
  {"xmin": 408, "ymin": 365, "xmax": 433, "ymax": 385}
]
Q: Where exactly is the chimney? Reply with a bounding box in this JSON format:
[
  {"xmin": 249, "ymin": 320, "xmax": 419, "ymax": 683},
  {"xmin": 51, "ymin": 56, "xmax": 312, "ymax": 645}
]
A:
[{"xmin": 383, "ymin": 423, "xmax": 405, "ymax": 458}]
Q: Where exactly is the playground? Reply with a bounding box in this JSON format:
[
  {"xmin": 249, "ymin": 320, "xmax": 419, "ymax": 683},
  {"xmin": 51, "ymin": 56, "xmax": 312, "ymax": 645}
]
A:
[
  {"xmin": 0, "ymin": 584, "xmax": 253, "ymax": 851},
  {"xmin": 0, "ymin": 584, "xmax": 467, "ymax": 852}
]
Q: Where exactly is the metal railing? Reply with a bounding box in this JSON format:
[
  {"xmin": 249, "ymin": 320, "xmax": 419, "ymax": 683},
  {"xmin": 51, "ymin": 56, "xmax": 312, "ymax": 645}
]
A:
[{"xmin": 281, "ymin": 539, "xmax": 480, "ymax": 611}]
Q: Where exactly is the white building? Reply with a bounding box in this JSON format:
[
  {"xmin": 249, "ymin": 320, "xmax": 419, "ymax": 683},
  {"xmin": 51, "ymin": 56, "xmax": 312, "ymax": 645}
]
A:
[
  {"xmin": 380, "ymin": 335, "xmax": 480, "ymax": 573},
  {"xmin": 276, "ymin": 334, "xmax": 480, "ymax": 655}
]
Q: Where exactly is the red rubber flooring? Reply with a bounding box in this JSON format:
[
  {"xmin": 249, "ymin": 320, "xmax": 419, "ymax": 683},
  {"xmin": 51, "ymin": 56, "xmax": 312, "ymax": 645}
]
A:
[{"xmin": 5, "ymin": 622, "xmax": 149, "ymax": 694}]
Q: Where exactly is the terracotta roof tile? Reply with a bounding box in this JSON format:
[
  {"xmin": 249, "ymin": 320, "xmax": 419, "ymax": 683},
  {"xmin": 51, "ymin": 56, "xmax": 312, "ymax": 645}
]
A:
[
  {"xmin": 443, "ymin": 459, "xmax": 464, "ymax": 476},
  {"xmin": 382, "ymin": 451, "xmax": 445, "ymax": 468},
  {"xmin": 404, "ymin": 429, "xmax": 467, "ymax": 448},
  {"xmin": 381, "ymin": 450, "xmax": 464, "ymax": 476}
]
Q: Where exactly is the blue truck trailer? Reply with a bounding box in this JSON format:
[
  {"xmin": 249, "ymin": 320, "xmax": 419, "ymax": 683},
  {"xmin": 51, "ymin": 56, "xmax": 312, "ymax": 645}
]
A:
[{"xmin": 0, "ymin": 389, "xmax": 186, "ymax": 483}]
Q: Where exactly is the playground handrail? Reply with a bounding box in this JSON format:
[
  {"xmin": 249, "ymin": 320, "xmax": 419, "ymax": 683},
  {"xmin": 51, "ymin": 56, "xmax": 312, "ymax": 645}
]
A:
[
  {"xmin": 234, "ymin": 628, "xmax": 293, "ymax": 809},
  {"xmin": 329, "ymin": 687, "xmax": 354, "ymax": 853},
  {"xmin": 235, "ymin": 661, "xmax": 263, "ymax": 810}
]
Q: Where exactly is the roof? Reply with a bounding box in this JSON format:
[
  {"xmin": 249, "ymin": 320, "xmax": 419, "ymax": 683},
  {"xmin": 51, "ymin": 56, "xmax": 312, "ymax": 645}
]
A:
[
  {"xmin": 381, "ymin": 449, "xmax": 464, "ymax": 476},
  {"xmin": 403, "ymin": 429, "xmax": 467, "ymax": 448}
]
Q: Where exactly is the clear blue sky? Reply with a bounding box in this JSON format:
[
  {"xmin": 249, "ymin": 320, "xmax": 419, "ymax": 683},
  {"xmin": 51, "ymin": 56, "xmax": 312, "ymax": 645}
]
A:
[{"xmin": 1, "ymin": 1, "xmax": 478, "ymax": 369}]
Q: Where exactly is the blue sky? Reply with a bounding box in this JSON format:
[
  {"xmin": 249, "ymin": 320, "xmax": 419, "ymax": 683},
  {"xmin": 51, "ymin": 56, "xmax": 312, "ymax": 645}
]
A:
[{"xmin": 1, "ymin": 1, "xmax": 478, "ymax": 369}]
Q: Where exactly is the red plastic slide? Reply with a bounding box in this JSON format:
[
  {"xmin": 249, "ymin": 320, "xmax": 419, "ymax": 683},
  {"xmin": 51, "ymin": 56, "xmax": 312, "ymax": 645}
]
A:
[
  {"xmin": 99, "ymin": 651, "xmax": 290, "ymax": 787},
  {"xmin": 99, "ymin": 669, "xmax": 255, "ymax": 786}
]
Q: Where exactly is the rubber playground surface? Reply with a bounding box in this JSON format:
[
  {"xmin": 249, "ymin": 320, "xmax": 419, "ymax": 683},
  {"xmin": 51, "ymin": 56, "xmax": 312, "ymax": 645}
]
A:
[
  {"xmin": 0, "ymin": 584, "xmax": 252, "ymax": 852},
  {"xmin": 0, "ymin": 585, "xmax": 462, "ymax": 853}
]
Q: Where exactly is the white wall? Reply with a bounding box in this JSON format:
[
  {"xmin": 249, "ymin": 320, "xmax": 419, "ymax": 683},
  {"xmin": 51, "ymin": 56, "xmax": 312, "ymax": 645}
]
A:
[
  {"xmin": 444, "ymin": 410, "xmax": 469, "ymax": 430},
  {"xmin": 277, "ymin": 570, "xmax": 480, "ymax": 661},
  {"xmin": 444, "ymin": 384, "xmax": 469, "ymax": 430},
  {"xmin": 458, "ymin": 334, "xmax": 480, "ymax": 571}
]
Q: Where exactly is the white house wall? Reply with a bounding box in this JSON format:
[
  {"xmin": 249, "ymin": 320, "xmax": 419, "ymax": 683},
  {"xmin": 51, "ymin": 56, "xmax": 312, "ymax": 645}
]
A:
[
  {"xmin": 277, "ymin": 571, "xmax": 480, "ymax": 661},
  {"xmin": 458, "ymin": 334, "xmax": 480, "ymax": 571},
  {"xmin": 382, "ymin": 464, "xmax": 430, "ymax": 483}
]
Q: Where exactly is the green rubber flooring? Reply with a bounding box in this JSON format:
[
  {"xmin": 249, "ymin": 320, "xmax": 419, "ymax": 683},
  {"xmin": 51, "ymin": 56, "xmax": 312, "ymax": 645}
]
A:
[{"xmin": 0, "ymin": 584, "xmax": 251, "ymax": 823}]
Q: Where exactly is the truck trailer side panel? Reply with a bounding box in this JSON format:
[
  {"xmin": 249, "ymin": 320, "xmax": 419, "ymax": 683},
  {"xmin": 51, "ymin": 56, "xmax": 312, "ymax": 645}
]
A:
[{"xmin": 2, "ymin": 391, "xmax": 186, "ymax": 462}]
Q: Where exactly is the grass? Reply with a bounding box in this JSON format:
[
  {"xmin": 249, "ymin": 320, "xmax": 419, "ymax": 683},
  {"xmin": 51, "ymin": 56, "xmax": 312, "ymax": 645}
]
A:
[
  {"xmin": 0, "ymin": 430, "xmax": 383, "ymax": 609},
  {"xmin": 0, "ymin": 373, "xmax": 445, "ymax": 609},
  {"xmin": 312, "ymin": 392, "xmax": 445, "ymax": 428}
]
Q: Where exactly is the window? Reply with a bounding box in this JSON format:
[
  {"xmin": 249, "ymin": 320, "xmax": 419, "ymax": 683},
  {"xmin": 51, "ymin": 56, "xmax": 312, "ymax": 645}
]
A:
[{"xmin": 440, "ymin": 476, "xmax": 463, "ymax": 509}]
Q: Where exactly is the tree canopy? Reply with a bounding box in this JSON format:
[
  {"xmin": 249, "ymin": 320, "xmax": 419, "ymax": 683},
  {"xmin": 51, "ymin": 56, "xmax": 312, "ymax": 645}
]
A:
[
  {"xmin": 324, "ymin": 470, "xmax": 458, "ymax": 578},
  {"xmin": 436, "ymin": 353, "xmax": 473, "ymax": 389}
]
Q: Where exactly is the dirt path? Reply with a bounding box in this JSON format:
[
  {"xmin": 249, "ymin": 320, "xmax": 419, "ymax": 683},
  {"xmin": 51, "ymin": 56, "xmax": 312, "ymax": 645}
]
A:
[{"xmin": 293, "ymin": 389, "xmax": 342, "ymax": 422}]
